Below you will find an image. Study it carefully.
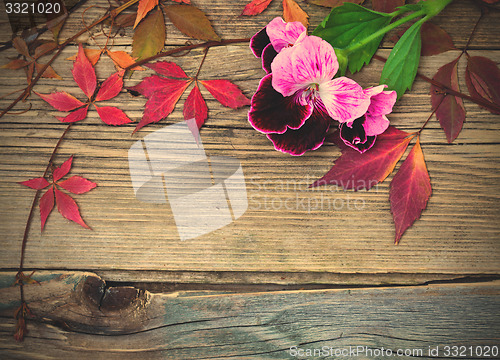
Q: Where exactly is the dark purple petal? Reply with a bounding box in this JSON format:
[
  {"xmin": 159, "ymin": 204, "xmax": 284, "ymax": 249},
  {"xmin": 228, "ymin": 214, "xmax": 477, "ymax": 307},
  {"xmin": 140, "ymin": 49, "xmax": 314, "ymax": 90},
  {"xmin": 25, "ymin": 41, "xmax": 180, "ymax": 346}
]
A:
[
  {"xmin": 262, "ymin": 43, "xmax": 278, "ymax": 74},
  {"xmin": 267, "ymin": 109, "xmax": 330, "ymax": 156},
  {"xmin": 250, "ymin": 27, "xmax": 270, "ymax": 58},
  {"xmin": 249, "ymin": 74, "xmax": 312, "ymax": 134},
  {"xmin": 339, "ymin": 117, "xmax": 376, "ymax": 153}
]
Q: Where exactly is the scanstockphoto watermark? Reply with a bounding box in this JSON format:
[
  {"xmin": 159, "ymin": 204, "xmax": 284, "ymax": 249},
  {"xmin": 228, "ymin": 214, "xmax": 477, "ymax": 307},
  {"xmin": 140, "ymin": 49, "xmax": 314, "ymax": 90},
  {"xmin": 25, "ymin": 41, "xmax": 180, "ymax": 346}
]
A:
[{"xmin": 247, "ymin": 175, "xmax": 380, "ymax": 213}]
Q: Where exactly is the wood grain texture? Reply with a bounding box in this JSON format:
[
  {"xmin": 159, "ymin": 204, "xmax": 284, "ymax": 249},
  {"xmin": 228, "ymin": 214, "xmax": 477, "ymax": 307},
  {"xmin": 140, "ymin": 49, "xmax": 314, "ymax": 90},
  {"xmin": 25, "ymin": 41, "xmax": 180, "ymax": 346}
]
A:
[
  {"xmin": 0, "ymin": 0, "xmax": 499, "ymax": 282},
  {"xmin": 1, "ymin": 272, "xmax": 499, "ymax": 359}
]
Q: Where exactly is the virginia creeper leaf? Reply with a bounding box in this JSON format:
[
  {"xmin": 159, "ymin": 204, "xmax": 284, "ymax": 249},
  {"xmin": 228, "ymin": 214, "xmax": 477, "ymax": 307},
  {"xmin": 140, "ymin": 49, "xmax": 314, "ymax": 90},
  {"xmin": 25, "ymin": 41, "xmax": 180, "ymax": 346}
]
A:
[
  {"xmin": 312, "ymin": 3, "xmax": 393, "ymax": 74},
  {"xmin": 45, "ymin": 0, "xmax": 67, "ymax": 42},
  {"xmin": 200, "ymin": 79, "xmax": 251, "ymax": 109},
  {"xmin": 241, "ymin": 0, "xmax": 273, "ymax": 15},
  {"xmin": 34, "ymin": 42, "xmax": 57, "ymax": 59},
  {"xmin": 40, "ymin": 187, "xmax": 55, "ymax": 230},
  {"xmin": 1, "ymin": 59, "xmax": 29, "ymax": 70},
  {"xmin": 56, "ymin": 106, "xmax": 89, "ymax": 123},
  {"xmin": 12, "ymin": 37, "xmax": 29, "ymax": 57},
  {"xmin": 380, "ymin": 19, "xmax": 423, "ymax": 100},
  {"xmin": 94, "ymin": 105, "xmax": 133, "ymax": 126},
  {"xmin": 53, "ymin": 156, "xmax": 73, "ymax": 182},
  {"xmin": 54, "ymin": 188, "xmax": 90, "ymax": 229},
  {"xmin": 66, "ymin": 48, "xmax": 102, "ymax": 66},
  {"xmin": 372, "ymin": 0, "xmax": 405, "ymax": 13},
  {"xmin": 95, "ymin": 71, "xmax": 124, "ymax": 102},
  {"xmin": 164, "ymin": 5, "xmax": 221, "ymax": 41},
  {"xmin": 283, "ymin": 0, "xmax": 309, "ymax": 28},
  {"xmin": 134, "ymin": 79, "xmax": 191, "ymax": 132},
  {"xmin": 58, "ymin": 176, "xmax": 97, "ymax": 194},
  {"xmin": 184, "ymin": 84, "xmax": 208, "ymax": 129},
  {"xmin": 106, "ymin": 50, "xmax": 143, "ymax": 70},
  {"xmin": 34, "ymin": 62, "xmax": 62, "ymax": 79},
  {"xmin": 129, "ymin": 75, "xmax": 186, "ymax": 98},
  {"xmin": 307, "ymin": 0, "xmax": 363, "ymax": 7},
  {"xmin": 134, "ymin": 0, "xmax": 159, "ymax": 28},
  {"xmin": 311, "ymin": 126, "xmax": 413, "ymax": 190},
  {"xmin": 19, "ymin": 177, "xmax": 50, "ymax": 190},
  {"xmin": 389, "ymin": 138, "xmax": 431, "ymax": 244},
  {"xmin": 420, "ymin": 22, "xmax": 455, "ymax": 56},
  {"xmin": 132, "ymin": 7, "xmax": 166, "ymax": 61},
  {"xmin": 72, "ymin": 44, "xmax": 97, "ymax": 98},
  {"xmin": 465, "ymin": 56, "xmax": 500, "ymax": 115},
  {"xmin": 145, "ymin": 61, "xmax": 188, "ymax": 78},
  {"xmin": 430, "ymin": 58, "xmax": 465, "ymax": 143},
  {"xmin": 34, "ymin": 91, "xmax": 85, "ymax": 111}
]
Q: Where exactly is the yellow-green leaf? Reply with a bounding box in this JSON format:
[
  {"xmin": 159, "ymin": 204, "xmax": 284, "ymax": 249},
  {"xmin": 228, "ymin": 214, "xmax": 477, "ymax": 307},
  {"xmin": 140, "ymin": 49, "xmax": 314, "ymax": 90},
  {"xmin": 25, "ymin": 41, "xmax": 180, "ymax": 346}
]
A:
[
  {"xmin": 132, "ymin": 7, "xmax": 166, "ymax": 61},
  {"xmin": 164, "ymin": 4, "xmax": 221, "ymax": 42}
]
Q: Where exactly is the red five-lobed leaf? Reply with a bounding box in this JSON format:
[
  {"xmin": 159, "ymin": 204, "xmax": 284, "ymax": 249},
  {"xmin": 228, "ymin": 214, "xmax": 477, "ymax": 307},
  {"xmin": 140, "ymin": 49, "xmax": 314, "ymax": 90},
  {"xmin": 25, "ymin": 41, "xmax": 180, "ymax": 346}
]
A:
[
  {"xmin": 56, "ymin": 106, "xmax": 89, "ymax": 123},
  {"xmin": 389, "ymin": 138, "xmax": 432, "ymax": 244},
  {"xmin": 371, "ymin": 0, "xmax": 405, "ymax": 13},
  {"xmin": 241, "ymin": 0, "xmax": 273, "ymax": 16},
  {"xmin": 200, "ymin": 79, "xmax": 251, "ymax": 109},
  {"xmin": 94, "ymin": 105, "xmax": 133, "ymax": 126},
  {"xmin": 72, "ymin": 44, "xmax": 96, "ymax": 99},
  {"xmin": 34, "ymin": 91, "xmax": 85, "ymax": 112},
  {"xmin": 420, "ymin": 23, "xmax": 455, "ymax": 56},
  {"xmin": 54, "ymin": 188, "xmax": 90, "ymax": 229},
  {"xmin": 430, "ymin": 58, "xmax": 466, "ymax": 143},
  {"xmin": 465, "ymin": 56, "xmax": 500, "ymax": 115},
  {"xmin": 311, "ymin": 127, "xmax": 413, "ymax": 190}
]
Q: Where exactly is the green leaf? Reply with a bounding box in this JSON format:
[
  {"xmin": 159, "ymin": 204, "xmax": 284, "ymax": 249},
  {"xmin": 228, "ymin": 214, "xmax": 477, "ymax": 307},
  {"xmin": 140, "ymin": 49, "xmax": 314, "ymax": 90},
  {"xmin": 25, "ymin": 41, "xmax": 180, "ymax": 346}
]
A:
[
  {"xmin": 312, "ymin": 3, "xmax": 393, "ymax": 74},
  {"xmin": 380, "ymin": 19, "xmax": 423, "ymax": 100},
  {"xmin": 132, "ymin": 7, "xmax": 166, "ymax": 61}
]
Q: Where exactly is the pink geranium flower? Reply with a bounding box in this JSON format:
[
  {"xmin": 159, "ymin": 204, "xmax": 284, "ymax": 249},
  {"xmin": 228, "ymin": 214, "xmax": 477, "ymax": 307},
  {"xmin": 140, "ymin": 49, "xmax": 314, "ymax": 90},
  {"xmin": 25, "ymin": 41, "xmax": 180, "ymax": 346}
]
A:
[
  {"xmin": 339, "ymin": 85, "xmax": 397, "ymax": 153},
  {"xmin": 248, "ymin": 35, "xmax": 370, "ymax": 155},
  {"xmin": 250, "ymin": 17, "xmax": 306, "ymax": 73}
]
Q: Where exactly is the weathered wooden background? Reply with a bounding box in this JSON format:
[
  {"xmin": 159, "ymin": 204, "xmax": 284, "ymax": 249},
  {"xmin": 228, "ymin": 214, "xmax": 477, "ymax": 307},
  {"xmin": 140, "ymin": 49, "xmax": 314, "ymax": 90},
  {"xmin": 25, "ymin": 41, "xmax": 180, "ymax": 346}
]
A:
[{"xmin": 0, "ymin": 0, "xmax": 499, "ymax": 357}]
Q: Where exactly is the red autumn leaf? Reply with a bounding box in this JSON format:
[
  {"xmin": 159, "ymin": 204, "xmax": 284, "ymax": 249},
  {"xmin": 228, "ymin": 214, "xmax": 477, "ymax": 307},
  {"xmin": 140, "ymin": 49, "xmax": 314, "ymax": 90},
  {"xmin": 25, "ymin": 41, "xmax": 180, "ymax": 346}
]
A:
[
  {"xmin": 184, "ymin": 84, "xmax": 208, "ymax": 129},
  {"xmin": 56, "ymin": 106, "xmax": 89, "ymax": 123},
  {"xmin": 465, "ymin": 56, "xmax": 500, "ymax": 115},
  {"xmin": 283, "ymin": 0, "xmax": 309, "ymax": 28},
  {"xmin": 311, "ymin": 127, "xmax": 413, "ymax": 190},
  {"xmin": 421, "ymin": 23, "xmax": 456, "ymax": 56},
  {"xmin": 39, "ymin": 186, "xmax": 55, "ymax": 230},
  {"xmin": 54, "ymin": 188, "xmax": 90, "ymax": 229},
  {"xmin": 145, "ymin": 61, "xmax": 188, "ymax": 78},
  {"xmin": 95, "ymin": 71, "xmax": 124, "ymax": 101},
  {"xmin": 164, "ymin": 4, "xmax": 221, "ymax": 41},
  {"xmin": 430, "ymin": 58, "xmax": 466, "ymax": 143},
  {"xmin": 371, "ymin": 0, "xmax": 405, "ymax": 13},
  {"xmin": 18, "ymin": 177, "xmax": 50, "ymax": 190},
  {"xmin": 34, "ymin": 91, "xmax": 85, "ymax": 111},
  {"xmin": 307, "ymin": 0, "xmax": 363, "ymax": 7},
  {"xmin": 94, "ymin": 105, "xmax": 133, "ymax": 126},
  {"xmin": 134, "ymin": 0, "xmax": 159, "ymax": 28},
  {"xmin": 58, "ymin": 176, "xmax": 97, "ymax": 194},
  {"xmin": 241, "ymin": 0, "xmax": 273, "ymax": 15},
  {"xmin": 72, "ymin": 44, "xmax": 97, "ymax": 98},
  {"xmin": 127, "ymin": 75, "xmax": 173, "ymax": 98},
  {"xmin": 134, "ymin": 78, "xmax": 191, "ymax": 133},
  {"xmin": 53, "ymin": 156, "xmax": 73, "ymax": 181},
  {"xmin": 389, "ymin": 138, "xmax": 432, "ymax": 244},
  {"xmin": 200, "ymin": 79, "xmax": 251, "ymax": 109}
]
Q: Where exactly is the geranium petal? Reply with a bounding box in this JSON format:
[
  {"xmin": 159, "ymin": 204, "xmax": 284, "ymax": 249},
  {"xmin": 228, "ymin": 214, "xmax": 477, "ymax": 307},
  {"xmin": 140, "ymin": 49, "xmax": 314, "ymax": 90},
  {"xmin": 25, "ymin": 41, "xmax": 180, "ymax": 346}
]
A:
[
  {"xmin": 267, "ymin": 109, "xmax": 330, "ymax": 156},
  {"xmin": 261, "ymin": 43, "xmax": 278, "ymax": 74},
  {"xmin": 266, "ymin": 17, "xmax": 306, "ymax": 53},
  {"xmin": 250, "ymin": 27, "xmax": 270, "ymax": 58},
  {"xmin": 249, "ymin": 74, "xmax": 312, "ymax": 134},
  {"xmin": 271, "ymin": 35, "xmax": 338, "ymax": 97},
  {"xmin": 366, "ymin": 86, "xmax": 397, "ymax": 117},
  {"xmin": 339, "ymin": 119, "xmax": 376, "ymax": 153},
  {"xmin": 319, "ymin": 77, "xmax": 369, "ymax": 123},
  {"xmin": 364, "ymin": 114, "xmax": 390, "ymax": 137}
]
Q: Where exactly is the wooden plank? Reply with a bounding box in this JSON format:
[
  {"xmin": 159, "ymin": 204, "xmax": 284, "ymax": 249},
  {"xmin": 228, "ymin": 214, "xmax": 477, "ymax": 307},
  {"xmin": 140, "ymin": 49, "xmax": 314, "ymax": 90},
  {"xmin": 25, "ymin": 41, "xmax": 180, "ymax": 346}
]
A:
[
  {"xmin": 1, "ymin": 272, "xmax": 499, "ymax": 359},
  {"xmin": 0, "ymin": 0, "xmax": 499, "ymax": 281}
]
